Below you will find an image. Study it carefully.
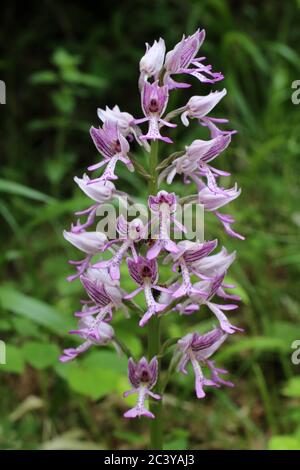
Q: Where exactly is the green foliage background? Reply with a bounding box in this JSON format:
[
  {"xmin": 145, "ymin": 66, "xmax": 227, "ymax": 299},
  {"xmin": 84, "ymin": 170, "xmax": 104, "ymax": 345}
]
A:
[{"xmin": 0, "ymin": 0, "xmax": 300, "ymax": 450}]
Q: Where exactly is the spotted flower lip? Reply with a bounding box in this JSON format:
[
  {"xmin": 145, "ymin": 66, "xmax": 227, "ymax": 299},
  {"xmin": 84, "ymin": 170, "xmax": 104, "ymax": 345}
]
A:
[
  {"xmin": 177, "ymin": 328, "xmax": 233, "ymax": 398},
  {"xmin": 123, "ymin": 357, "xmax": 160, "ymax": 419},
  {"xmin": 134, "ymin": 81, "xmax": 175, "ymax": 143},
  {"xmin": 139, "ymin": 38, "xmax": 166, "ymax": 87},
  {"xmin": 147, "ymin": 190, "xmax": 183, "ymax": 259},
  {"xmin": 70, "ymin": 313, "xmax": 114, "ymax": 343},
  {"xmin": 125, "ymin": 256, "xmax": 169, "ymax": 327}
]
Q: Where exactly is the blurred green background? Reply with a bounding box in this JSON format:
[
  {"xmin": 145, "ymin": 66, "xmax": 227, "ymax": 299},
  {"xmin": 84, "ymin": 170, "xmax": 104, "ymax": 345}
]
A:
[{"xmin": 1, "ymin": 0, "xmax": 300, "ymax": 450}]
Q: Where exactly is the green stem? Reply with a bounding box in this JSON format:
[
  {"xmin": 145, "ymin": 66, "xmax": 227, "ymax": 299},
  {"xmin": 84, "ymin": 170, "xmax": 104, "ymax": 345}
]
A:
[
  {"xmin": 148, "ymin": 315, "xmax": 163, "ymax": 449},
  {"xmin": 149, "ymin": 139, "xmax": 158, "ymax": 194},
  {"xmin": 147, "ymin": 140, "xmax": 163, "ymax": 450}
]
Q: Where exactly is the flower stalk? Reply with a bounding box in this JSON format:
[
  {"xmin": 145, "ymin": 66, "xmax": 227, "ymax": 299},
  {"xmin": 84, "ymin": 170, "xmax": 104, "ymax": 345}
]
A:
[{"xmin": 147, "ymin": 140, "xmax": 163, "ymax": 449}]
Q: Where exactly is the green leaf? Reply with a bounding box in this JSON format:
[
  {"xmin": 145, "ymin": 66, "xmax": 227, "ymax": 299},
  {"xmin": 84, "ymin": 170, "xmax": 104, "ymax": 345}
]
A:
[
  {"xmin": 282, "ymin": 377, "xmax": 300, "ymax": 398},
  {"xmin": 270, "ymin": 43, "xmax": 300, "ymax": 70},
  {"xmin": 52, "ymin": 49, "xmax": 81, "ymax": 69},
  {"xmin": 52, "ymin": 89, "xmax": 75, "ymax": 114},
  {"xmin": 0, "ymin": 286, "xmax": 69, "ymax": 335},
  {"xmin": 164, "ymin": 429, "xmax": 189, "ymax": 450},
  {"xmin": 268, "ymin": 435, "xmax": 300, "ymax": 450},
  {"xmin": 0, "ymin": 319, "xmax": 12, "ymax": 331},
  {"xmin": 11, "ymin": 317, "xmax": 41, "ymax": 338},
  {"xmin": 217, "ymin": 336, "xmax": 287, "ymax": 362},
  {"xmin": 30, "ymin": 70, "xmax": 58, "ymax": 85},
  {"xmin": 164, "ymin": 438, "xmax": 188, "ymax": 450},
  {"xmin": 61, "ymin": 69, "xmax": 105, "ymax": 88},
  {"xmin": 44, "ymin": 153, "xmax": 74, "ymax": 185},
  {"xmin": 0, "ymin": 201, "xmax": 20, "ymax": 234},
  {"xmin": 0, "ymin": 179, "xmax": 55, "ymax": 203},
  {"xmin": 55, "ymin": 350, "xmax": 127, "ymax": 399},
  {"xmin": 0, "ymin": 344, "xmax": 25, "ymax": 374},
  {"xmin": 223, "ymin": 31, "xmax": 269, "ymax": 73},
  {"xmin": 270, "ymin": 321, "xmax": 300, "ymax": 346},
  {"xmin": 24, "ymin": 196, "xmax": 87, "ymax": 231},
  {"xmin": 83, "ymin": 350, "xmax": 127, "ymax": 372},
  {"xmin": 22, "ymin": 342, "xmax": 60, "ymax": 369}
]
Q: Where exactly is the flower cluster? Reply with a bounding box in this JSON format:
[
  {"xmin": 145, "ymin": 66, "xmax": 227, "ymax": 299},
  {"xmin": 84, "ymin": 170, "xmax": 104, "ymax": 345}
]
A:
[{"xmin": 61, "ymin": 29, "xmax": 244, "ymax": 419}]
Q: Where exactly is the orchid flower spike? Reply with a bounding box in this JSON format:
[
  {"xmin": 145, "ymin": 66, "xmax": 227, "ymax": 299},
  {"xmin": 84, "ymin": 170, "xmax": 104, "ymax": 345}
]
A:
[{"xmin": 61, "ymin": 30, "xmax": 244, "ymax": 426}]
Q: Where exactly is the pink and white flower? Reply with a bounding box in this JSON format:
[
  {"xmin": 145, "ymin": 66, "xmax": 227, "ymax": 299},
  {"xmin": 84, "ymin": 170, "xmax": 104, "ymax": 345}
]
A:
[
  {"xmin": 124, "ymin": 357, "xmax": 160, "ymax": 419},
  {"xmin": 177, "ymin": 328, "xmax": 233, "ymax": 398}
]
